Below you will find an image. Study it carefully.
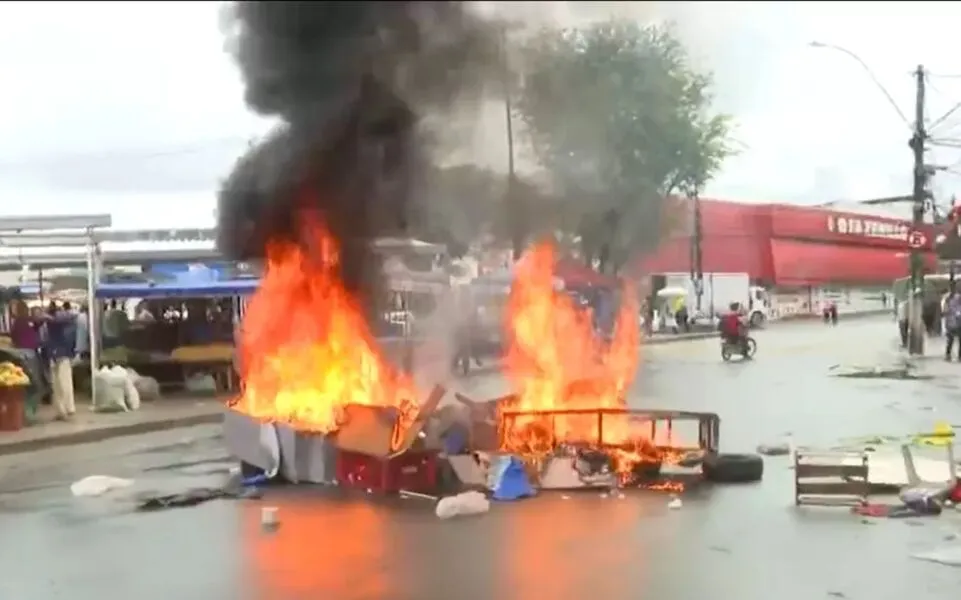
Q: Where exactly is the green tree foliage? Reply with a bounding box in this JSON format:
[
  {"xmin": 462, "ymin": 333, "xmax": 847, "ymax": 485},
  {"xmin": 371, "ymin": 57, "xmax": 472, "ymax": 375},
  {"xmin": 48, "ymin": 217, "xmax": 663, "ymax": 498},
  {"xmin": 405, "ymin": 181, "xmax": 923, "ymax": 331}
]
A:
[{"xmin": 514, "ymin": 20, "xmax": 734, "ymax": 273}]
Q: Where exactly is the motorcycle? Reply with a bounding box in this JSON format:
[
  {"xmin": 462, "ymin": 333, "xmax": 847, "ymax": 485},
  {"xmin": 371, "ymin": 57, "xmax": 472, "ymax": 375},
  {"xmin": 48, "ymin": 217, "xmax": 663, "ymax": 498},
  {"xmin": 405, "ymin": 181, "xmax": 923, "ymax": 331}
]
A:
[{"xmin": 720, "ymin": 336, "xmax": 757, "ymax": 361}]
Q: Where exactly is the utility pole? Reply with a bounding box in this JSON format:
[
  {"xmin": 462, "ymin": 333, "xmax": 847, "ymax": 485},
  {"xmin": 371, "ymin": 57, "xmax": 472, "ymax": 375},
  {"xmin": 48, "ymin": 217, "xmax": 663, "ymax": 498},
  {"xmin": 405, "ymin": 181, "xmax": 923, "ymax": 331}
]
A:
[
  {"xmin": 689, "ymin": 187, "xmax": 704, "ymax": 312},
  {"xmin": 501, "ymin": 26, "xmax": 521, "ymax": 261},
  {"xmin": 908, "ymin": 64, "xmax": 927, "ymax": 355}
]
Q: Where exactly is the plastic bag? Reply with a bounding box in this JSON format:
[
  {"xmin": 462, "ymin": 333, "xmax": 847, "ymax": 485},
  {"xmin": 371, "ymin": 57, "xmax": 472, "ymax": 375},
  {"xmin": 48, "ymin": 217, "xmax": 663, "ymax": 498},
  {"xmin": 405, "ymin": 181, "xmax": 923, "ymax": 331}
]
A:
[
  {"xmin": 435, "ymin": 491, "xmax": 490, "ymax": 520},
  {"xmin": 70, "ymin": 475, "xmax": 134, "ymax": 497},
  {"xmin": 134, "ymin": 376, "xmax": 161, "ymax": 401},
  {"xmin": 93, "ymin": 367, "xmax": 128, "ymax": 413},
  {"xmin": 185, "ymin": 374, "xmax": 217, "ymax": 393},
  {"xmin": 122, "ymin": 369, "xmax": 141, "ymax": 411}
]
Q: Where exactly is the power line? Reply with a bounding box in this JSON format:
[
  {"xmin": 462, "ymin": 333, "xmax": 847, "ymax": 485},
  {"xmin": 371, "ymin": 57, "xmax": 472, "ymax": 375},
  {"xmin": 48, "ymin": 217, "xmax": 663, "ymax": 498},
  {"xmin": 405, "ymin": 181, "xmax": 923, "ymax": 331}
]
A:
[{"xmin": 0, "ymin": 136, "xmax": 255, "ymax": 170}]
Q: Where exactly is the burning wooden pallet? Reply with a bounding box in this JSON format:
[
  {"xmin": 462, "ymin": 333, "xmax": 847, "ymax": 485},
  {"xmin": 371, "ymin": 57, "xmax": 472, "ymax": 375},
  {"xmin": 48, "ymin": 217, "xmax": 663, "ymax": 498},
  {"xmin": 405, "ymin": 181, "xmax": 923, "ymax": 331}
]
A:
[{"xmin": 794, "ymin": 447, "xmax": 870, "ymax": 507}]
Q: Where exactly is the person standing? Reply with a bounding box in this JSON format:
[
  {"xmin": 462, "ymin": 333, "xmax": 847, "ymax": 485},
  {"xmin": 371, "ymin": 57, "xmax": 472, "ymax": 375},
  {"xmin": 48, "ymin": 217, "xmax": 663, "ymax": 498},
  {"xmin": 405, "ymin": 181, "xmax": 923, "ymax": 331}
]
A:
[
  {"xmin": 897, "ymin": 297, "xmax": 910, "ymax": 348},
  {"xmin": 44, "ymin": 301, "xmax": 78, "ymax": 420},
  {"xmin": 945, "ymin": 291, "xmax": 961, "ymax": 361}
]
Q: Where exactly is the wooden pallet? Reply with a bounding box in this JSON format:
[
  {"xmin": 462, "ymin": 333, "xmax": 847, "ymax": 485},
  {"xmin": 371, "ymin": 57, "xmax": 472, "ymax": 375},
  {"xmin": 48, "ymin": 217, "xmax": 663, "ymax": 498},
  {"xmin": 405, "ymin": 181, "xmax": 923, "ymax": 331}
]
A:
[{"xmin": 794, "ymin": 447, "xmax": 869, "ymax": 507}]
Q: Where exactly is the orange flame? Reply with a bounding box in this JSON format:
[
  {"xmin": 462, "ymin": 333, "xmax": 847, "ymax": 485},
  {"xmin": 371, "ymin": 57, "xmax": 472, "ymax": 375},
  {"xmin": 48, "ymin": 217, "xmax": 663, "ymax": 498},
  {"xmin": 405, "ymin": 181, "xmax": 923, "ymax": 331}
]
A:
[
  {"xmin": 501, "ymin": 242, "xmax": 684, "ymax": 486},
  {"xmin": 230, "ymin": 215, "xmax": 418, "ymax": 439}
]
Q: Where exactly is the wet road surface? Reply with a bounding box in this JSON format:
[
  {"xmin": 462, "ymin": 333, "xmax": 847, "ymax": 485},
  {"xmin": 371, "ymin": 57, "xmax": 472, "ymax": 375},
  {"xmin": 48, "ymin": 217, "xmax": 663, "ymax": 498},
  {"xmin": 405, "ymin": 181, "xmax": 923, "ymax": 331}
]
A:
[{"xmin": 3, "ymin": 317, "xmax": 961, "ymax": 599}]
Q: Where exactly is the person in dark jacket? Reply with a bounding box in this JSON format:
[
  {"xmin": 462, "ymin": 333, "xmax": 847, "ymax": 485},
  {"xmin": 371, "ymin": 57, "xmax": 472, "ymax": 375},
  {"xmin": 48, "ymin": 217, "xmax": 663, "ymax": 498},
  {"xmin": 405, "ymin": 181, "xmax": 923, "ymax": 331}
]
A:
[{"xmin": 44, "ymin": 301, "xmax": 77, "ymax": 420}]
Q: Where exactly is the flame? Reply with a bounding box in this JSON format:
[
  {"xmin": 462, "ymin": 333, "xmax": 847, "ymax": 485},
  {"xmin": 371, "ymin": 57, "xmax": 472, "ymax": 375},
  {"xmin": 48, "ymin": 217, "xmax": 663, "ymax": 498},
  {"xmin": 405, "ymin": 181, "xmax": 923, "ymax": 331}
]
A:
[
  {"xmin": 500, "ymin": 242, "xmax": 683, "ymax": 487},
  {"xmin": 230, "ymin": 214, "xmax": 418, "ymax": 446}
]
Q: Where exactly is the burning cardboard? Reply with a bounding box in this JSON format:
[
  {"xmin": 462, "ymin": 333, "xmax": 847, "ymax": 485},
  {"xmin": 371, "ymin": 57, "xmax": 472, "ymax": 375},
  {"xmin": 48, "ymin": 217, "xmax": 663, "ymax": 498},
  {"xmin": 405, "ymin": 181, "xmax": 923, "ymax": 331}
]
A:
[{"xmin": 329, "ymin": 384, "xmax": 446, "ymax": 457}]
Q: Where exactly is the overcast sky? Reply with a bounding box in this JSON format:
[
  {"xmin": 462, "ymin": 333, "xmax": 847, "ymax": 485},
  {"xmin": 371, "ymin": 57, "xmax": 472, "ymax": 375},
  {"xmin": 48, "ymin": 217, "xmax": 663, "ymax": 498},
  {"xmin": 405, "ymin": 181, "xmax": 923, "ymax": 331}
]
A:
[{"xmin": 2, "ymin": 1, "xmax": 961, "ymax": 229}]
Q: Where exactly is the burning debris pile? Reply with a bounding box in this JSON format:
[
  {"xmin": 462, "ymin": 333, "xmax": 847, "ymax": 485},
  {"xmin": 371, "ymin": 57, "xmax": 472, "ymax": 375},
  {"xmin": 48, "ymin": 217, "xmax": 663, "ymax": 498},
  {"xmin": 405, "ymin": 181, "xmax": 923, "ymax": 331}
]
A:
[
  {"xmin": 218, "ymin": 2, "xmax": 503, "ymax": 443},
  {"xmin": 216, "ymin": 3, "xmax": 755, "ymax": 500}
]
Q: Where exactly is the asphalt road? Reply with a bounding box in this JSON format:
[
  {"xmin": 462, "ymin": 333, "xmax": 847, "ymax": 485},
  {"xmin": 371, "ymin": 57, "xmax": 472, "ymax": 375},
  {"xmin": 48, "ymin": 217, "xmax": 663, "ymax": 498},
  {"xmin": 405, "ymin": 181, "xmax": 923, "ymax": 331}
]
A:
[{"xmin": 3, "ymin": 317, "xmax": 961, "ymax": 600}]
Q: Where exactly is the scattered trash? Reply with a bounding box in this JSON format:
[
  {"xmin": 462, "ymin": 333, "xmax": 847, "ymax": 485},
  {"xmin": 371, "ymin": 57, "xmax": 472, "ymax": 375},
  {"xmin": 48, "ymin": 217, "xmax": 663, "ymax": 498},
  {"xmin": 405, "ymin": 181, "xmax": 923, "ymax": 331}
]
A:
[
  {"xmin": 561, "ymin": 495, "xmax": 570, "ymax": 500},
  {"xmin": 490, "ymin": 456, "xmax": 535, "ymax": 501},
  {"xmin": 756, "ymin": 442, "xmax": 790, "ymax": 456},
  {"xmin": 261, "ymin": 506, "xmax": 279, "ymax": 531},
  {"xmin": 617, "ymin": 493, "xmax": 626, "ymax": 500},
  {"xmin": 827, "ymin": 592, "xmax": 846, "ymax": 598},
  {"xmin": 832, "ymin": 364, "xmax": 933, "ymax": 380},
  {"xmin": 911, "ymin": 544, "xmax": 961, "ymax": 567},
  {"xmin": 435, "ymin": 491, "xmax": 490, "ymax": 520},
  {"xmin": 399, "ymin": 490, "xmax": 438, "ymax": 501},
  {"xmin": 136, "ymin": 486, "xmax": 256, "ymax": 512},
  {"xmin": 708, "ymin": 545, "xmax": 731, "ymax": 554},
  {"xmin": 70, "ymin": 475, "xmax": 134, "ymax": 497},
  {"xmin": 668, "ymin": 495, "xmax": 682, "ymax": 510}
]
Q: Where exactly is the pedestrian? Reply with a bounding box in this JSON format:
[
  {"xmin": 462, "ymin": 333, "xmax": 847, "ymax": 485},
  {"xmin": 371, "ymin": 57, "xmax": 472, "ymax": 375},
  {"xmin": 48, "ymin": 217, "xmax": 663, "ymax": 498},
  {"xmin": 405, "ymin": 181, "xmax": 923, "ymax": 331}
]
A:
[
  {"xmin": 897, "ymin": 297, "xmax": 909, "ymax": 348},
  {"xmin": 945, "ymin": 290, "xmax": 961, "ymax": 361},
  {"xmin": 44, "ymin": 301, "xmax": 78, "ymax": 420}
]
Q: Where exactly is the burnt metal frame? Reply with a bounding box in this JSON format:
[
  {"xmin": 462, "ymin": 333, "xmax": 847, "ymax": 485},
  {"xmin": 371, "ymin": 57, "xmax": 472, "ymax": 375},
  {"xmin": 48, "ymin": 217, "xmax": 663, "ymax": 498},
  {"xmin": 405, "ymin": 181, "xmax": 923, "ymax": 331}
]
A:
[{"xmin": 498, "ymin": 407, "xmax": 721, "ymax": 453}]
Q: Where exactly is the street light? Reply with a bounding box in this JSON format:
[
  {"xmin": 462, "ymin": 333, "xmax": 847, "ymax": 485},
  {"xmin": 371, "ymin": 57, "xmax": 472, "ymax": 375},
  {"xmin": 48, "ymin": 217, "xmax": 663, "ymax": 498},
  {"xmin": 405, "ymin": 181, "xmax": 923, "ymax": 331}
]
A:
[
  {"xmin": 808, "ymin": 42, "xmax": 911, "ymax": 128},
  {"xmin": 809, "ymin": 41, "xmax": 927, "ymax": 355}
]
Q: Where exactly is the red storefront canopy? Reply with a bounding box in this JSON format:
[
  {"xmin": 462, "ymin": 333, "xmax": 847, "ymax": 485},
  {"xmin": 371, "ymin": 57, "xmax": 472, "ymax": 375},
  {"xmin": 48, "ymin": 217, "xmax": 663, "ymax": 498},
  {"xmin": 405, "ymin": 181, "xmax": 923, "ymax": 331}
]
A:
[{"xmin": 770, "ymin": 239, "xmax": 936, "ymax": 286}]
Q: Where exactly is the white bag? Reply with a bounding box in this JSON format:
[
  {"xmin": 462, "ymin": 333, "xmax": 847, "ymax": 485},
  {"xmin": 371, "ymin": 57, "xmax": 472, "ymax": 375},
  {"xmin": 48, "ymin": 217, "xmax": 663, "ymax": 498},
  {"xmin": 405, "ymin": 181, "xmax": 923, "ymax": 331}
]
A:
[
  {"xmin": 133, "ymin": 376, "xmax": 161, "ymax": 401},
  {"xmin": 70, "ymin": 475, "xmax": 134, "ymax": 497},
  {"xmin": 122, "ymin": 369, "xmax": 141, "ymax": 411},
  {"xmin": 435, "ymin": 491, "xmax": 491, "ymax": 520},
  {"xmin": 93, "ymin": 367, "xmax": 128, "ymax": 413}
]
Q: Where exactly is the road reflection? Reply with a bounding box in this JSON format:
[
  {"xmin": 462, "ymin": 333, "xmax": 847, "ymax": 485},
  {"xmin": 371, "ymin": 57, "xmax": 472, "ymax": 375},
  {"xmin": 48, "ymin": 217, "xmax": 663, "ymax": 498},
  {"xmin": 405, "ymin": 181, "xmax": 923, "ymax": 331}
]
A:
[
  {"xmin": 244, "ymin": 494, "xmax": 391, "ymax": 599},
  {"xmin": 241, "ymin": 490, "xmax": 649, "ymax": 600}
]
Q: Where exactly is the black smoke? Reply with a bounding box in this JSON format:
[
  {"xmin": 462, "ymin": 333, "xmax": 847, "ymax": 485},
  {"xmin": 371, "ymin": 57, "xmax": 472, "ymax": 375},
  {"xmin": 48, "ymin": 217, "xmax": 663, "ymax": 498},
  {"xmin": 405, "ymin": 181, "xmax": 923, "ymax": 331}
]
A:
[{"xmin": 217, "ymin": 2, "xmax": 502, "ymax": 308}]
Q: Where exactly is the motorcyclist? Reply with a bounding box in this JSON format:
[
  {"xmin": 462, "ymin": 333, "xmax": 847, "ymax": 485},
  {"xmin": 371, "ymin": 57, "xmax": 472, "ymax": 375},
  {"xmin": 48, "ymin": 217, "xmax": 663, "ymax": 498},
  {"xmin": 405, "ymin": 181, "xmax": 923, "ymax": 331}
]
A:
[{"xmin": 720, "ymin": 302, "xmax": 749, "ymax": 354}]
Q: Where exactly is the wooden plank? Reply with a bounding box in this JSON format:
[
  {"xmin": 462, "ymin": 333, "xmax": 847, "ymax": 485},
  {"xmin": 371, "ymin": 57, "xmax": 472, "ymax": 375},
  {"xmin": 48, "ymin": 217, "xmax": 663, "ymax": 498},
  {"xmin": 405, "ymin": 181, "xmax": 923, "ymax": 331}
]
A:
[
  {"xmin": 795, "ymin": 481, "xmax": 868, "ymax": 497},
  {"xmin": 797, "ymin": 495, "xmax": 866, "ymax": 507},
  {"xmin": 795, "ymin": 463, "xmax": 868, "ymax": 478}
]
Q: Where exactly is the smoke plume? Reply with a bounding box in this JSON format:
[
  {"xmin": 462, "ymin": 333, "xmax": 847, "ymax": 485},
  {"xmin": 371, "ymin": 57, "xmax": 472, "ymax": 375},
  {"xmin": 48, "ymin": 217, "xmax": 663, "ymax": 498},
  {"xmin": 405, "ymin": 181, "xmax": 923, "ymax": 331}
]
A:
[{"xmin": 217, "ymin": 1, "xmax": 503, "ymax": 304}]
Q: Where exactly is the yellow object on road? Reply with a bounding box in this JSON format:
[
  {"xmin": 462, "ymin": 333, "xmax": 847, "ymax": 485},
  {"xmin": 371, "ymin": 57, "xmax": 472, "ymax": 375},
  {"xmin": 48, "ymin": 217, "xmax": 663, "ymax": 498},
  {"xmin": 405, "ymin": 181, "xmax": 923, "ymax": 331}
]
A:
[{"xmin": 913, "ymin": 421, "xmax": 956, "ymax": 447}]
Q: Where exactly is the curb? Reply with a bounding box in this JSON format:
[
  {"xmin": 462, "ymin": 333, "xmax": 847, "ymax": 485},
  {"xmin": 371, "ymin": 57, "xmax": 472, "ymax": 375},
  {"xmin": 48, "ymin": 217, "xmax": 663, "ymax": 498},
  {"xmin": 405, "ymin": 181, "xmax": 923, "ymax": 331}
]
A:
[{"xmin": 0, "ymin": 412, "xmax": 224, "ymax": 456}]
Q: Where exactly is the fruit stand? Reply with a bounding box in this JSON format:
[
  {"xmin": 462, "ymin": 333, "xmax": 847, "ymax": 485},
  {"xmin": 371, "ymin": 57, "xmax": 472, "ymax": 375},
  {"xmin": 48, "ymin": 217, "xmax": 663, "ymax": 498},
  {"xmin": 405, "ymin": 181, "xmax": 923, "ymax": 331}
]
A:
[{"xmin": 0, "ymin": 361, "xmax": 29, "ymax": 432}]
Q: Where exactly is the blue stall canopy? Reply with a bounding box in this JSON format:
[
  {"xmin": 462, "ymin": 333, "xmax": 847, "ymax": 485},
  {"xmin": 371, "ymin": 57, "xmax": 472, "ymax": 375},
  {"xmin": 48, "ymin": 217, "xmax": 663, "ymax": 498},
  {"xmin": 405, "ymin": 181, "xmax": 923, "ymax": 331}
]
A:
[{"xmin": 96, "ymin": 279, "xmax": 259, "ymax": 300}]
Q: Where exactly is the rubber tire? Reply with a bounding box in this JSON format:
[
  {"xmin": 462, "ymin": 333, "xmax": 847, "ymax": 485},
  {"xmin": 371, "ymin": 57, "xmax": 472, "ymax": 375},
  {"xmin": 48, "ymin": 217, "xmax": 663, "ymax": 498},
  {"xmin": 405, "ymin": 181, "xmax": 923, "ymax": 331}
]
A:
[
  {"xmin": 720, "ymin": 345, "xmax": 733, "ymax": 361},
  {"xmin": 743, "ymin": 337, "xmax": 757, "ymax": 358},
  {"xmin": 703, "ymin": 453, "xmax": 764, "ymax": 483},
  {"xmin": 749, "ymin": 312, "xmax": 765, "ymax": 329}
]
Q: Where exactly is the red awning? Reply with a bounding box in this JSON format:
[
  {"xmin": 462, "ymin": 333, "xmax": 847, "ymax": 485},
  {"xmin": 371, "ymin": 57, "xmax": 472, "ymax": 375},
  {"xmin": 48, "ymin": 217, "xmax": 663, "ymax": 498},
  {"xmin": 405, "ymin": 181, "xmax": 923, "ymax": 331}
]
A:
[{"xmin": 770, "ymin": 240, "xmax": 936, "ymax": 285}]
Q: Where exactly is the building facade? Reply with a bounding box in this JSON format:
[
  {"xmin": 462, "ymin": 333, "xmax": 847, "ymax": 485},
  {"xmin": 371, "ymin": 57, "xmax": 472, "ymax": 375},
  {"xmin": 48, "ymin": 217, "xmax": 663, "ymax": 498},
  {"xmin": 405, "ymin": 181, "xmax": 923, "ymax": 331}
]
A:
[{"xmin": 639, "ymin": 199, "xmax": 941, "ymax": 317}]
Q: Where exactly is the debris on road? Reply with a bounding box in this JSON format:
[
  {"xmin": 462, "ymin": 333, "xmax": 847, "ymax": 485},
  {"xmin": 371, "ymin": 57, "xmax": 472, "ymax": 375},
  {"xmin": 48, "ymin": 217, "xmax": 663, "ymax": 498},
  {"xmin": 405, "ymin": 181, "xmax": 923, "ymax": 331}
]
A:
[
  {"xmin": 756, "ymin": 442, "xmax": 791, "ymax": 456},
  {"xmin": 70, "ymin": 475, "xmax": 134, "ymax": 497},
  {"xmin": 911, "ymin": 544, "xmax": 961, "ymax": 567},
  {"xmin": 136, "ymin": 486, "xmax": 258, "ymax": 512},
  {"xmin": 435, "ymin": 491, "xmax": 490, "ymax": 520},
  {"xmin": 261, "ymin": 506, "xmax": 279, "ymax": 531},
  {"xmin": 667, "ymin": 495, "xmax": 682, "ymax": 510},
  {"xmin": 831, "ymin": 362, "xmax": 933, "ymax": 380}
]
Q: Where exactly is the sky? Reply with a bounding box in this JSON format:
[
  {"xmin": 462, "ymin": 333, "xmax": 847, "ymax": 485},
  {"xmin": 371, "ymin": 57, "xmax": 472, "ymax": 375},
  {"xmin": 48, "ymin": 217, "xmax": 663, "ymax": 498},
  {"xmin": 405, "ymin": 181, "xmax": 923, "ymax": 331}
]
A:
[{"xmin": 2, "ymin": 1, "xmax": 961, "ymax": 230}]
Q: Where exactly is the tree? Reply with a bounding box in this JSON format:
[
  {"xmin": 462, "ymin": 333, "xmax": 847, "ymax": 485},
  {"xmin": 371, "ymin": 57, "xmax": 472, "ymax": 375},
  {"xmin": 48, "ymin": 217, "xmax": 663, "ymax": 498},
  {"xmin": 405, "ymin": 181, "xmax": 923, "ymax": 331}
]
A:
[{"xmin": 513, "ymin": 20, "xmax": 734, "ymax": 273}]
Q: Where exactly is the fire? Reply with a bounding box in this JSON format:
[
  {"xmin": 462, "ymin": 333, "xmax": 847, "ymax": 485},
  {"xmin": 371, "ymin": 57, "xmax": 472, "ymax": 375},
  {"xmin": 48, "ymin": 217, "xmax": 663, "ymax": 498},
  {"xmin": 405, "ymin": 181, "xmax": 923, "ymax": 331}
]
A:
[
  {"xmin": 230, "ymin": 215, "xmax": 418, "ymax": 447},
  {"xmin": 500, "ymin": 242, "xmax": 651, "ymax": 473}
]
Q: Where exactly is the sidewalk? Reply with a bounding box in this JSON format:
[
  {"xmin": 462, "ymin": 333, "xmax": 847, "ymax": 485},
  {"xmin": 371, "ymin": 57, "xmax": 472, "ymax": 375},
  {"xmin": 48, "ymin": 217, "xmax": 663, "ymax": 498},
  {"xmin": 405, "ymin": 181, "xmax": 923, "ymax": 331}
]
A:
[{"xmin": 0, "ymin": 396, "xmax": 225, "ymax": 456}]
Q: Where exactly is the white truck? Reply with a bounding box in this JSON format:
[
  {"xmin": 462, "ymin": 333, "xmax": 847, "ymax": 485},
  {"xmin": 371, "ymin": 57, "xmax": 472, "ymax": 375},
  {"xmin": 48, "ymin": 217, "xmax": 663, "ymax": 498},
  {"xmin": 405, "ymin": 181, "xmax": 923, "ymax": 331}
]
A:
[{"xmin": 661, "ymin": 272, "xmax": 772, "ymax": 328}]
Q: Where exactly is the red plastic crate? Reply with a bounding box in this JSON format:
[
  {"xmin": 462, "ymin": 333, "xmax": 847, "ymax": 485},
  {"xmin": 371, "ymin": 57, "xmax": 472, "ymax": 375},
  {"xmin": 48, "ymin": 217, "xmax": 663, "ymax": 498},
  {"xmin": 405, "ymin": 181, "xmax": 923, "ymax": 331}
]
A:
[{"xmin": 335, "ymin": 449, "xmax": 438, "ymax": 494}]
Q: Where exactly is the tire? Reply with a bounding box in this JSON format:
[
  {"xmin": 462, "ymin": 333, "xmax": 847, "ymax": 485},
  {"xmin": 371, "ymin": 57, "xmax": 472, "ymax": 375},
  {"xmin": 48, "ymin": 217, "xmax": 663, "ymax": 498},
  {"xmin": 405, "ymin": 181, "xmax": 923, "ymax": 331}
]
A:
[
  {"xmin": 743, "ymin": 337, "xmax": 757, "ymax": 358},
  {"xmin": 749, "ymin": 312, "xmax": 765, "ymax": 328},
  {"xmin": 720, "ymin": 345, "xmax": 733, "ymax": 361},
  {"xmin": 703, "ymin": 453, "xmax": 764, "ymax": 483}
]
